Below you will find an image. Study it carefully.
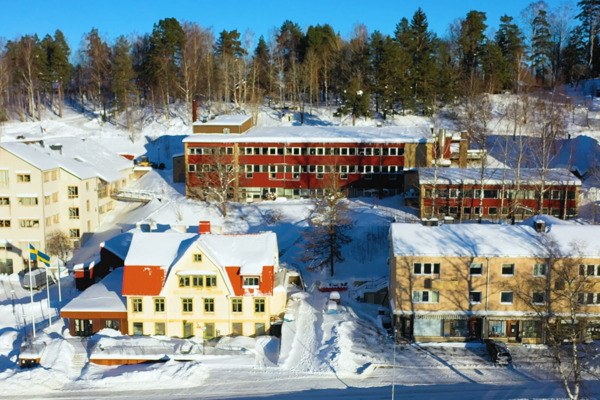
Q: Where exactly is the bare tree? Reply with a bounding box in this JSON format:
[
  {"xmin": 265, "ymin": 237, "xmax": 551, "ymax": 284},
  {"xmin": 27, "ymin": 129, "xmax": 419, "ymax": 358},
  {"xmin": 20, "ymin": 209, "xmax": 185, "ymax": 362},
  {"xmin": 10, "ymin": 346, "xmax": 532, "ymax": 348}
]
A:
[
  {"xmin": 300, "ymin": 176, "xmax": 352, "ymax": 276},
  {"xmin": 187, "ymin": 151, "xmax": 241, "ymax": 217},
  {"xmin": 511, "ymin": 234, "xmax": 595, "ymax": 400}
]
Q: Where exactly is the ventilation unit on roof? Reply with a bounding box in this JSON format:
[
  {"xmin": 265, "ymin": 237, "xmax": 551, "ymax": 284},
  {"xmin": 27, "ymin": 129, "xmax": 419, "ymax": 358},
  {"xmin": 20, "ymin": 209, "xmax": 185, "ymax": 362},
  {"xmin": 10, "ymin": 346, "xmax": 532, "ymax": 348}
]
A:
[{"xmin": 534, "ymin": 220, "xmax": 546, "ymax": 233}]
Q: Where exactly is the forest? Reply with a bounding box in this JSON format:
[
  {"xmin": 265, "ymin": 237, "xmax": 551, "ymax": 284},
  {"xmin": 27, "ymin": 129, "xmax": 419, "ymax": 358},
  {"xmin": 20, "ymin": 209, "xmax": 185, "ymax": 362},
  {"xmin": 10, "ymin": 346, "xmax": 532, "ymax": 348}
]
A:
[{"xmin": 0, "ymin": 0, "xmax": 598, "ymax": 128}]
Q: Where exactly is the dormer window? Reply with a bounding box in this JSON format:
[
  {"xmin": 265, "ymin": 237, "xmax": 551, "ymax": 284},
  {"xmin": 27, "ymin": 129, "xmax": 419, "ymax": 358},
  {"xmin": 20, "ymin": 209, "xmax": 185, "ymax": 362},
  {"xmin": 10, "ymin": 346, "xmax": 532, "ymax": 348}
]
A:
[
  {"xmin": 193, "ymin": 254, "xmax": 202, "ymax": 262},
  {"xmin": 243, "ymin": 276, "xmax": 260, "ymax": 287}
]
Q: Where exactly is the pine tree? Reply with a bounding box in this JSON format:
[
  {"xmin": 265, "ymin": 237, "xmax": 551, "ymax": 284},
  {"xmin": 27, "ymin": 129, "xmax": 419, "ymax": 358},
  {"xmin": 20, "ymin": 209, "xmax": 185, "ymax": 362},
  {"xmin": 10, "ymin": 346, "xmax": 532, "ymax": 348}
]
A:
[
  {"xmin": 531, "ymin": 9, "xmax": 552, "ymax": 84},
  {"xmin": 82, "ymin": 28, "xmax": 110, "ymax": 116},
  {"xmin": 456, "ymin": 11, "xmax": 488, "ymax": 90},
  {"xmin": 301, "ymin": 191, "xmax": 352, "ymax": 277},
  {"xmin": 576, "ymin": 0, "xmax": 600, "ymax": 74},
  {"xmin": 111, "ymin": 36, "xmax": 136, "ymax": 131},
  {"xmin": 408, "ymin": 8, "xmax": 438, "ymax": 113},
  {"xmin": 369, "ymin": 31, "xmax": 404, "ymax": 118},
  {"xmin": 145, "ymin": 18, "xmax": 185, "ymax": 117},
  {"xmin": 495, "ymin": 15, "xmax": 524, "ymax": 91},
  {"xmin": 215, "ymin": 29, "xmax": 246, "ymax": 107},
  {"xmin": 336, "ymin": 77, "xmax": 370, "ymax": 125}
]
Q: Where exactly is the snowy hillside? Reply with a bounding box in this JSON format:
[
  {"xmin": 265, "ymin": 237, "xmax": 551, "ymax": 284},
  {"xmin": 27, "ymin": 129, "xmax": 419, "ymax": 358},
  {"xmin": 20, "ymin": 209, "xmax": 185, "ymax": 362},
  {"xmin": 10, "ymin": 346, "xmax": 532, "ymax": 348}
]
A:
[{"xmin": 1, "ymin": 93, "xmax": 600, "ymax": 399}]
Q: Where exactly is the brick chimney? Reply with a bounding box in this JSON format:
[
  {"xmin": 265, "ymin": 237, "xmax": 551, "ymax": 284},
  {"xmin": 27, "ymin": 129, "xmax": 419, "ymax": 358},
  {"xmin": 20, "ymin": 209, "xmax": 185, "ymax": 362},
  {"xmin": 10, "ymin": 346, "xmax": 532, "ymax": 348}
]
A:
[
  {"xmin": 199, "ymin": 221, "xmax": 211, "ymax": 234},
  {"xmin": 192, "ymin": 100, "xmax": 198, "ymax": 122}
]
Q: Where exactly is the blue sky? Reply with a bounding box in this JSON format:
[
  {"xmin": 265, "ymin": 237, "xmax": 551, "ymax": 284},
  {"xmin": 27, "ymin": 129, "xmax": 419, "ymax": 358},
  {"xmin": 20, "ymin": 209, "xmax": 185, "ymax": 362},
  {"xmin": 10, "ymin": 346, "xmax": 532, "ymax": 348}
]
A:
[{"xmin": 1, "ymin": 0, "xmax": 575, "ymax": 54}]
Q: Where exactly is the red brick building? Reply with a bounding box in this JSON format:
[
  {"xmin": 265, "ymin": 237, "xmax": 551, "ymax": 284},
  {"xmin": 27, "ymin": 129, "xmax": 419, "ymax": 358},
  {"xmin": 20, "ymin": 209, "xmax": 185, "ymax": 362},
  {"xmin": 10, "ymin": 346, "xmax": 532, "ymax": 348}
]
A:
[{"xmin": 411, "ymin": 167, "xmax": 580, "ymax": 222}]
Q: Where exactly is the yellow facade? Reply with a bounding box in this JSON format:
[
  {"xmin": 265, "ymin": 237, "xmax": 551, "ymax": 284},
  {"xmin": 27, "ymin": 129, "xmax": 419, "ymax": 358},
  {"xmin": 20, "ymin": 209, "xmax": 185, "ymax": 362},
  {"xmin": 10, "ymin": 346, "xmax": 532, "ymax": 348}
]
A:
[{"xmin": 127, "ymin": 243, "xmax": 287, "ymax": 339}]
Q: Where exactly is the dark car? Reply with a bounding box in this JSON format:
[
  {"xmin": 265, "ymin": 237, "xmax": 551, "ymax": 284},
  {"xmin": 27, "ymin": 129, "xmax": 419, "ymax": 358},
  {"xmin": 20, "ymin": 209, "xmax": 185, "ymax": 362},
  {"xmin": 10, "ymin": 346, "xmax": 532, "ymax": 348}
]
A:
[{"xmin": 485, "ymin": 339, "xmax": 512, "ymax": 365}]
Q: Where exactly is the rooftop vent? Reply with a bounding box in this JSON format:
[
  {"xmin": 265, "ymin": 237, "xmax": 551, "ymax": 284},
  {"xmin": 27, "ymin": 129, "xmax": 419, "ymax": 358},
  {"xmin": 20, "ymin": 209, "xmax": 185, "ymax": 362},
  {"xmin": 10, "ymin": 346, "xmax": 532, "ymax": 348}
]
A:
[{"xmin": 534, "ymin": 220, "xmax": 546, "ymax": 233}]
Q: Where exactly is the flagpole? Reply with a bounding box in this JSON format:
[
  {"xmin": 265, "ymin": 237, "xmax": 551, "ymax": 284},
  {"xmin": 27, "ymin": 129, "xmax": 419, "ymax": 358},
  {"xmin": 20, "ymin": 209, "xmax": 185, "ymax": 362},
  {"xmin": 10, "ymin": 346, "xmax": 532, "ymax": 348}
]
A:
[
  {"xmin": 44, "ymin": 263, "xmax": 52, "ymax": 326},
  {"xmin": 27, "ymin": 242, "xmax": 36, "ymax": 339}
]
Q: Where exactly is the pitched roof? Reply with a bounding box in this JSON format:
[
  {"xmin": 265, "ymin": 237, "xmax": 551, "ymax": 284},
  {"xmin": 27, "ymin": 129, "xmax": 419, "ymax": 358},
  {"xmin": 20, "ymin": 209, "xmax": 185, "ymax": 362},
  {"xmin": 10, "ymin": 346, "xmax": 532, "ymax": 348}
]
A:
[
  {"xmin": 0, "ymin": 141, "xmax": 130, "ymax": 183},
  {"xmin": 390, "ymin": 219, "xmax": 600, "ymax": 259},
  {"xmin": 197, "ymin": 232, "xmax": 278, "ymax": 274},
  {"xmin": 62, "ymin": 268, "xmax": 126, "ymax": 313}
]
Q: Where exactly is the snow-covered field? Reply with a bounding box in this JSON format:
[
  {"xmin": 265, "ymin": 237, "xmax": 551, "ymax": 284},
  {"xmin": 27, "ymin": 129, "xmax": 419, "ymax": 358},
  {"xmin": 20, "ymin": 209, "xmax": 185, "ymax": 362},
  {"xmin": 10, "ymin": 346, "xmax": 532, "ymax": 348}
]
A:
[{"xmin": 1, "ymin": 90, "xmax": 600, "ymax": 399}]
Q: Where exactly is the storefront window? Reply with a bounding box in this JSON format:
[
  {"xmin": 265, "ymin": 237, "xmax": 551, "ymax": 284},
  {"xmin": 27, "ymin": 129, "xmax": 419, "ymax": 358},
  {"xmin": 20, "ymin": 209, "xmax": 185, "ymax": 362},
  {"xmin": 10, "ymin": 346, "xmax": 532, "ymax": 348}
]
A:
[
  {"xmin": 488, "ymin": 320, "xmax": 507, "ymax": 337},
  {"xmin": 414, "ymin": 319, "xmax": 443, "ymax": 337},
  {"xmin": 522, "ymin": 320, "xmax": 541, "ymax": 338},
  {"xmin": 443, "ymin": 319, "xmax": 469, "ymax": 338}
]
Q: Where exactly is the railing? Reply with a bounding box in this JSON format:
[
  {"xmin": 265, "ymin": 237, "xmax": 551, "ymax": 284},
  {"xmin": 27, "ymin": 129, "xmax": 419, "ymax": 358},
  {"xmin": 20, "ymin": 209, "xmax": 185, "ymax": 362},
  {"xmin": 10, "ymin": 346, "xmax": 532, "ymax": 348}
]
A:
[{"xmin": 111, "ymin": 189, "xmax": 155, "ymax": 202}]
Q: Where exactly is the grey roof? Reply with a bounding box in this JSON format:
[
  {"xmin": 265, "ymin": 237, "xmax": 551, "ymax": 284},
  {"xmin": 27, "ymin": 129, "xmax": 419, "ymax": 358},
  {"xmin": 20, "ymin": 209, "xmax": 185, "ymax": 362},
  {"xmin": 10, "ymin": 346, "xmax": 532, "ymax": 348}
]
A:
[
  {"xmin": 418, "ymin": 167, "xmax": 581, "ymax": 186},
  {"xmin": 184, "ymin": 125, "xmax": 435, "ymax": 144},
  {"xmin": 1, "ymin": 140, "xmax": 130, "ymax": 183}
]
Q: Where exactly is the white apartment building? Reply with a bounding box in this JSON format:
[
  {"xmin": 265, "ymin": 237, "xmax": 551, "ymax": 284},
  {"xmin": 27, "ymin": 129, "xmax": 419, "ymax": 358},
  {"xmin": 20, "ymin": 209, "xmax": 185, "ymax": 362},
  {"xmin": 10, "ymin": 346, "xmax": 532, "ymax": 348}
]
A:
[{"xmin": 0, "ymin": 139, "xmax": 134, "ymax": 274}]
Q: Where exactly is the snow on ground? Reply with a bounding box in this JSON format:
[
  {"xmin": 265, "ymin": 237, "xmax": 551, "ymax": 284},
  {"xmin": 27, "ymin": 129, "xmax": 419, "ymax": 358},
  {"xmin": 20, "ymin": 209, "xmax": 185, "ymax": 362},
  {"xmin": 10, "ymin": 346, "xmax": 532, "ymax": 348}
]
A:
[{"xmin": 1, "ymin": 94, "xmax": 600, "ymax": 398}]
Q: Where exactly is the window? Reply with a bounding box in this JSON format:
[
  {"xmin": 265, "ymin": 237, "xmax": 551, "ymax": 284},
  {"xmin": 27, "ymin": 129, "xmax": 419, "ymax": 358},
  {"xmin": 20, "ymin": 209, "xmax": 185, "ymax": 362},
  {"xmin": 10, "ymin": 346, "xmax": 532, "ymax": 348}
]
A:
[
  {"xmin": 413, "ymin": 262, "xmax": 440, "ymax": 275},
  {"xmin": 0, "ymin": 220, "xmax": 10, "ymax": 228},
  {"xmin": 17, "ymin": 197, "xmax": 38, "ymax": 206},
  {"xmin": 522, "ymin": 320, "xmax": 541, "ymax": 338},
  {"xmin": 232, "ymin": 322, "xmax": 243, "ymax": 336},
  {"xmin": 469, "ymin": 291, "xmax": 482, "ymax": 303},
  {"xmin": 255, "ymin": 323, "xmax": 266, "ymax": 336},
  {"xmin": 154, "ymin": 298, "xmax": 165, "ymax": 312},
  {"xmin": 488, "ymin": 207, "xmax": 497, "ymax": 215},
  {"xmin": 155, "ymin": 322, "xmax": 165, "ymax": 336},
  {"xmin": 0, "ymin": 170, "xmax": 8, "ymax": 188},
  {"xmin": 532, "ymin": 291, "xmax": 545, "ymax": 304},
  {"xmin": 182, "ymin": 298, "xmax": 193, "ymax": 313},
  {"xmin": 179, "ymin": 276, "xmax": 190, "ymax": 287},
  {"xmin": 501, "ymin": 264, "xmax": 514, "ymax": 276},
  {"xmin": 232, "ymin": 298, "xmax": 243, "ymax": 313},
  {"xmin": 470, "ymin": 263, "xmax": 483, "ymax": 275},
  {"xmin": 52, "ymin": 192, "xmax": 58, "ymax": 202},
  {"xmin": 0, "ymin": 197, "xmax": 9, "ymax": 205},
  {"xmin": 204, "ymin": 298, "xmax": 214, "ymax": 312},
  {"xmin": 132, "ymin": 298, "xmax": 143, "ymax": 313},
  {"xmin": 533, "ymin": 264, "xmax": 547, "ymax": 276},
  {"xmin": 579, "ymin": 264, "xmax": 600, "ymax": 277},
  {"xmin": 192, "ymin": 276, "xmax": 203, "ymax": 287},
  {"xmin": 69, "ymin": 207, "xmax": 80, "ymax": 219},
  {"xmin": 206, "ymin": 275, "xmax": 216, "ymax": 287},
  {"xmin": 255, "ymin": 298, "xmax": 265, "ymax": 313},
  {"xmin": 193, "ymin": 254, "xmax": 202, "ymax": 262},
  {"xmin": 483, "ymin": 190, "xmax": 498, "ymax": 199},
  {"xmin": 69, "ymin": 229, "xmax": 80, "ymax": 239},
  {"xmin": 20, "ymin": 219, "xmax": 39, "ymax": 228},
  {"xmin": 412, "ymin": 290, "xmax": 439, "ymax": 303},
  {"xmin": 68, "ymin": 186, "xmax": 79, "ymax": 198},
  {"xmin": 204, "ymin": 323, "xmax": 215, "ymax": 339},
  {"xmin": 243, "ymin": 276, "xmax": 259, "ymax": 287},
  {"xmin": 17, "ymin": 174, "xmax": 31, "ymax": 183},
  {"xmin": 43, "ymin": 195, "xmax": 51, "ymax": 204},
  {"xmin": 500, "ymin": 292, "xmax": 513, "ymax": 304},
  {"xmin": 105, "ymin": 320, "xmax": 120, "ymax": 331},
  {"xmin": 578, "ymin": 293, "xmax": 600, "ymax": 305}
]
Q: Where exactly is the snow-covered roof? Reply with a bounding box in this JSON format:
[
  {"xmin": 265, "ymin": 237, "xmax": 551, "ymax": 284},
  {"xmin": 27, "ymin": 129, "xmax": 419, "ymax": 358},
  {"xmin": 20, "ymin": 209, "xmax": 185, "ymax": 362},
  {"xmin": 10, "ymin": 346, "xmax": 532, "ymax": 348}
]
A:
[
  {"xmin": 101, "ymin": 232, "xmax": 134, "ymax": 261},
  {"xmin": 197, "ymin": 232, "xmax": 278, "ymax": 275},
  {"xmin": 390, "ymin": 220, "xmax": 600, "ymax": 259},
  {"xmin": 124, "ymin": 232, "xmax": 197, "ymax": 267},
  {"xmin": 192, "ymin": 114, "xmax": 251, "ymax": 126},
  {"xmin": 0, "ymin": 141, "xmax": 130, "ymax": 183},
  {"xmin": 418, "ymin": 167, "xmax": 581, "ymax": 186},
  {"xmin": 183, "ymin": 125, "xmax": 434, "ymax": 144},
  {"xmin": 62, "ymin": 268, "xmax": 126, "ymax": 313}
]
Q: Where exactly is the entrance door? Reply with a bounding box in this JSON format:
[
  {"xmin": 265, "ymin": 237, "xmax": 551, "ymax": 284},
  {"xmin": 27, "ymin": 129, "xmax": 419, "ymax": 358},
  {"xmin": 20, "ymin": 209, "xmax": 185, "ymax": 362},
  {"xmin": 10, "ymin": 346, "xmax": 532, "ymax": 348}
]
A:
[
  {"xmin": 508, "ymin": 321, "xmax": 519, "ymax": 338},
  {"xmin": 74, "ymin": 319, "xmax": 93, "ymax": 336}
]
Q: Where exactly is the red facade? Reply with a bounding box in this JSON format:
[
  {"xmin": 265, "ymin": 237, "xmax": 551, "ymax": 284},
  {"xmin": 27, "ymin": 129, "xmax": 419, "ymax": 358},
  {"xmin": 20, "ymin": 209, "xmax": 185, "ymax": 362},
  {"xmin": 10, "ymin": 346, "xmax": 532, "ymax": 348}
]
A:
[{"xmin": 186, "ymin": 141, "xmax": 407, "ymax": 199}]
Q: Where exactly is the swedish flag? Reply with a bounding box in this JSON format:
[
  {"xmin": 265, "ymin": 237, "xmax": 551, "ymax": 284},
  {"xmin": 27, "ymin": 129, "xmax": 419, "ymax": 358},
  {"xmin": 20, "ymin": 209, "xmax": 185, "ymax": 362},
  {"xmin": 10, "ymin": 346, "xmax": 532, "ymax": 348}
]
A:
[
  {"xmin": 37, "ymin": 250, "xmax": 50, "ymax": 267},
  {"xmin": 29, "ymin": 244, "xmax": 50, "ymax": 266},
  {"xmin": 29, "ymin": 243, "xmax": 37, "ymax": 261}
]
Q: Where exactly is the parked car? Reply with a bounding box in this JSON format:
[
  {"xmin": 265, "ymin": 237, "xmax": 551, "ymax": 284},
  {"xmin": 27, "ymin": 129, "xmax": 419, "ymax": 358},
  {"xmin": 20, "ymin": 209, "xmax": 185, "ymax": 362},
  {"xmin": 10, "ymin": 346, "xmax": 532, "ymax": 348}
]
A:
[{"xmin": 485, "ymin": 339, "xmax": 512, "ymax": 365}]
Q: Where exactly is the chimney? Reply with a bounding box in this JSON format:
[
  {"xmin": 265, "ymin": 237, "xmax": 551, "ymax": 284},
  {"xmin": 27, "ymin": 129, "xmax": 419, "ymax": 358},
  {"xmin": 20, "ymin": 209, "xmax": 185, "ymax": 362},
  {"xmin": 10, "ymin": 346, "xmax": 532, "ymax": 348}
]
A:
[
  {"xmin": 199, "ymin": 221, "xmax": 211, "ymax": 234},
  {"xmin": 534, "ymin": 220, "xmax": 546, "ymax": 233},
  {"xmin": 192, "ymin": 100, "xmax": 198, "ymax": 122}
]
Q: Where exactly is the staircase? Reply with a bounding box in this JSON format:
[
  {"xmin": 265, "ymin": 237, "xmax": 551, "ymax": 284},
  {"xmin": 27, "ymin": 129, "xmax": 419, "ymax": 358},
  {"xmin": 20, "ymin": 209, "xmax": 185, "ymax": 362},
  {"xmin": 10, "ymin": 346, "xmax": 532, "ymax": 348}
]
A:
[{"xmin": 67, "ymin": 338, "xmax": 89, "ymax": 379}]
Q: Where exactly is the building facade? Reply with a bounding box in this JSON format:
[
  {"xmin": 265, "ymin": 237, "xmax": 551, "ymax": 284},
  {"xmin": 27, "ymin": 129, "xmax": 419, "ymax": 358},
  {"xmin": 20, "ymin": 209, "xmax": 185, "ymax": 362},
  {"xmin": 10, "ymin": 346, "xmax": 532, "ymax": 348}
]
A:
[
  {"xmin": 184, "ymin": 122, "xmax": 436, "ymax": 201},
  {"xmin": 389, "ymin": 219, "xmax": 600, "ymax": 344},
  {"xmin": 121, "ymin": 224, "xmax": 291, "ymax": 339},
  {"xmin": 410, "ymin": 167, "xmax": 580, "ymax": 222},
  {"xmin": 0, "ymin": 141, "xmax": 133, "ymax": 273}
]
